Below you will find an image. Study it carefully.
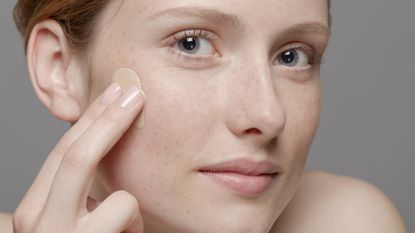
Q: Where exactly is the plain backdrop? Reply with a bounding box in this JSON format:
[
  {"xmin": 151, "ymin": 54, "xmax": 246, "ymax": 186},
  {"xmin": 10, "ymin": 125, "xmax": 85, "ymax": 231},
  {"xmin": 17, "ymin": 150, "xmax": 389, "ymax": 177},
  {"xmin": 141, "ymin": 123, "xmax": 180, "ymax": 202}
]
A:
[{"xmin": 1, "ymin": 0, "xmax": 414, "ymax": 231}]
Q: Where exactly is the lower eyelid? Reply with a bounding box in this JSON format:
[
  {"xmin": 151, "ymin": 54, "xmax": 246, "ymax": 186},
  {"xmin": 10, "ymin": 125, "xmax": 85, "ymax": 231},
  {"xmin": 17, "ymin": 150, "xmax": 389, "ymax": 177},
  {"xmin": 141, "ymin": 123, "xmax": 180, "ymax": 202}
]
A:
[
  {"xmin": 278, "ymin": 65, "xmax": 312, "ymax": 71},
  {"xmin": 166, "ymin": 38, "xmax": 221, "ymax": 66},
  {"xmin": 166, "ymin": 47, "xmax": 218, "ymax": 66},
  {"xmin": 169, "ymin": 46, "xmax": 216, "ymax": 59},
  {"xmin": 275, "ymin": 67, "xmax": 314, "ymax": 81}
]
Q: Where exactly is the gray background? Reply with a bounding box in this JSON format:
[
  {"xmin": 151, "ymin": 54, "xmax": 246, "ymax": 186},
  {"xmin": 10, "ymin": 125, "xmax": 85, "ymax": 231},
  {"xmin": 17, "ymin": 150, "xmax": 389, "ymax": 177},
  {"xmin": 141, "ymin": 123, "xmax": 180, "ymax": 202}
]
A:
[{"xmin": 1, "ymin": 0, "xmax": 414, "ymax": 231}]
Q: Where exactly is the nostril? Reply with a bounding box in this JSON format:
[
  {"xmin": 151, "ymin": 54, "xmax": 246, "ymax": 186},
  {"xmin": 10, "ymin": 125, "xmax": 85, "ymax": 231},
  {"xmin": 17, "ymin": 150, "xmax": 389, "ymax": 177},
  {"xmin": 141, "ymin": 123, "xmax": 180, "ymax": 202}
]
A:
[{"xmin": 245, "ymin": 128, "xmax": 262, "ymax": 135}]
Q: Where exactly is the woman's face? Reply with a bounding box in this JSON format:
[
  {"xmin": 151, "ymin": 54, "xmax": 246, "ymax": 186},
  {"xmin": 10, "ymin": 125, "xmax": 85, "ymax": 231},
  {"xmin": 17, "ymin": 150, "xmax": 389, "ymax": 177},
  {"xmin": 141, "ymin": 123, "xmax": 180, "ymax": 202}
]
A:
[{"xmin": 83, "ymin": 0, "xmax": 330, "ymax": 232}]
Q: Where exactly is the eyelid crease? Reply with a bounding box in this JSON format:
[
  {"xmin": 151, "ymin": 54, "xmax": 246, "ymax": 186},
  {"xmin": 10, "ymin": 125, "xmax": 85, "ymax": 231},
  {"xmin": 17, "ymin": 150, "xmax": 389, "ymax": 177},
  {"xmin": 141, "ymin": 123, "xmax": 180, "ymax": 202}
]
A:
[
  {"xmin": 290, "ymin": 44, "xmax": 315, "ymax": 62},
  {"xmin": 173, "ymin": 29, "xmax": 223, "ymax": 49},
  {"xmin": 163, "ymin": 28, "xmax": 223, "ymax": 65},
  {"xmin": 277, "ymin": 43, "xmax": 319, "ymax": 65}
]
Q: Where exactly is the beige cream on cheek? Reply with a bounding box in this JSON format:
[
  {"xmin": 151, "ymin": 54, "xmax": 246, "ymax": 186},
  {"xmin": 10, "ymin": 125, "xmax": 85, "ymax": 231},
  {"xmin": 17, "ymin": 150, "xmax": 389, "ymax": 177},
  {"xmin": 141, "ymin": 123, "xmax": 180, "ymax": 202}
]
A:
[{"xmin": 111, "ymin": 68, "xmax": 146, "ymax": 129}]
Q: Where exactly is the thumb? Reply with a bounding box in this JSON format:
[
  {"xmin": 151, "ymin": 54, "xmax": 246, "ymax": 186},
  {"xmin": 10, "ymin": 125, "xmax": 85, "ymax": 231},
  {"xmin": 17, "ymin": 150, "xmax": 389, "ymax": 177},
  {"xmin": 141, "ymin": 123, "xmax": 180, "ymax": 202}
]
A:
[{"xmin": 123, "ymin": 208, "xmax": 144, "ymax": 233}]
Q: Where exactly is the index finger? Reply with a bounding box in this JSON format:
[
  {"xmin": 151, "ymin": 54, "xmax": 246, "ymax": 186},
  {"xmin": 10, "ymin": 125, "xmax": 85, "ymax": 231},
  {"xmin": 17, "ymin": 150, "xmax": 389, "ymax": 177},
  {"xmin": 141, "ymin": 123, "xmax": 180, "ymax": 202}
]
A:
[
  {"xmin": 45, "ymin": 87, "xmax": 144, "ymax": 217},
  {"xmin": 16, "ymin": 83, "xmax": 122, "ymax": 216}
]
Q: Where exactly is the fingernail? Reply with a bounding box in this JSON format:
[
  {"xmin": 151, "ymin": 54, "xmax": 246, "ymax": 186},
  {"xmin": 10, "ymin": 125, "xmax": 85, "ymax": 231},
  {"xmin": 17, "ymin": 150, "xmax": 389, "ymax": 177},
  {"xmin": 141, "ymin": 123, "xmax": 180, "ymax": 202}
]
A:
[
  {"xmin": 117, "ymin": 86, "xmax": 141, "ymax": 108},
  {"xmin": 134, "ymin": 90, "xmax": 146, "ymax": 129},
  {"xmin": 100, "ymin": 83, "xmax": 122, "ymax": 105}
]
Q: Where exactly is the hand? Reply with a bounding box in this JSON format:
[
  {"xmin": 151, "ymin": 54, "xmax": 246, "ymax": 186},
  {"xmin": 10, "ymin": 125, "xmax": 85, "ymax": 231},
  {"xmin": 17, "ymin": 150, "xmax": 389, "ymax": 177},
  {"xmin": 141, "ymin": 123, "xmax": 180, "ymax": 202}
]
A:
[{"xmin": 13, "ymin": 83, "xmax": 145, "ymax": 233}]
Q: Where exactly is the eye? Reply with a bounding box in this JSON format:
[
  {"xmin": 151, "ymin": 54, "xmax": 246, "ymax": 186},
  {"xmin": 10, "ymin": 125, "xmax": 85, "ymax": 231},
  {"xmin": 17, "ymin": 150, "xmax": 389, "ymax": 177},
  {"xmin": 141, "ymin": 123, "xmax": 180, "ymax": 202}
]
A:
[
  {"xmin": 276, "ymin": 45, "xmax": 315, "ymax": 67},
  {"xmin": 167, "ymin": 29, "xmax": 222, "ymax": 64},
  {"xmin": 177, "ymin": 36, "xmax": 215, "ymax": 55},
  {"xmin": 278, "ymin": 49, "xmax": 309, "ymax": 67}
]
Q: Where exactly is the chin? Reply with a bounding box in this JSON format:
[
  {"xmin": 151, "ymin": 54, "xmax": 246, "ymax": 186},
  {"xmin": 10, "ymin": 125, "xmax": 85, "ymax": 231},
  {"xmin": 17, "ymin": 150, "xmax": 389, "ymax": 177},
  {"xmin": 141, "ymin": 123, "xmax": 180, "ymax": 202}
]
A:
[
  {"xmin": 214, "ymin": 216, "xmax": 274, "ymax": 233},
  {"xmin": 145, "ymin": 217, "xmax": 274, "ymax": 233},
  {"xmin": 141, "ymin": 196, "xmax": 278, "ymax": 233}
]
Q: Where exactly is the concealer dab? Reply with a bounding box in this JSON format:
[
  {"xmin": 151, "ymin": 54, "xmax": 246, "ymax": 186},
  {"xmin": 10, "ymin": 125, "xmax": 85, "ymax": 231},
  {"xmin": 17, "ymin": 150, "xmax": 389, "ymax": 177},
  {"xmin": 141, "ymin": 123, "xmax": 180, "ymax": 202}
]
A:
[{"xmin": 111, "ymin": 68, "xmax": 146, "ymax": 129}]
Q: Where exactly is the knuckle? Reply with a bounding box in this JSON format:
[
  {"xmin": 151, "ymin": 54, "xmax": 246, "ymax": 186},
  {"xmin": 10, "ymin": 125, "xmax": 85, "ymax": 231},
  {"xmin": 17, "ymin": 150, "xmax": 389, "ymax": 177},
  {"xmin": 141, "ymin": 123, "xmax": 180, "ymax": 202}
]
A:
[
  {"xmin": 51, "ymin": 131, "xmax": 74, "ymax": 157},
  {"xmin": 59, "ymin": 131, "xmax": 74, "ymax": 149},
  {"xmin": 63, "ymin": 148, "xmax": 92, "ymax": 169},
  {"xmin": 12, "ymin": 210, "xmax": 32, "ymax": 232},
  {"xmin": 83, "ymin": 102, "xmax": 102, "ymax": 120},
  {"xmin": 12, "ymin": 214, "xmax": 24, "ymax": 230},
  {"xmin": 33, "ymin": 216, "xmax": 55, "ymax": 233},
  {"xmin": 100, "ymin": 105, "xmax": 126, "ymax": 126}
]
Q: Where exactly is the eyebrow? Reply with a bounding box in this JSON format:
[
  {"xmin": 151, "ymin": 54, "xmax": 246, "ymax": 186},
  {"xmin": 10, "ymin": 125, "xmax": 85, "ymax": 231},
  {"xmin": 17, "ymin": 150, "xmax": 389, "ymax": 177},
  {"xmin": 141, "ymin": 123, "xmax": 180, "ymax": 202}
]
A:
[
  {"xmin": 282, "ymin": 22, "xmax": 331, "ymax": 37},
  {"xmin": 149, "ymin": 6, "xmax": 330, "ymax": 36},
  {"xmin": 149, "ymin": 6, "xmax": 244, "ymax": 31}
]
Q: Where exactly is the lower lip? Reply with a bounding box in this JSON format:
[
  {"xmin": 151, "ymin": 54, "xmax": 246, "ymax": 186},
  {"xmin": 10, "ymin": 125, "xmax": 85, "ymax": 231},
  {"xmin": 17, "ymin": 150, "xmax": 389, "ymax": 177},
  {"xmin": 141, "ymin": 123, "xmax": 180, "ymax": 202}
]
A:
[{"xmin": 200, "ymin": 171, "xmax": 276, "ymax": 197}]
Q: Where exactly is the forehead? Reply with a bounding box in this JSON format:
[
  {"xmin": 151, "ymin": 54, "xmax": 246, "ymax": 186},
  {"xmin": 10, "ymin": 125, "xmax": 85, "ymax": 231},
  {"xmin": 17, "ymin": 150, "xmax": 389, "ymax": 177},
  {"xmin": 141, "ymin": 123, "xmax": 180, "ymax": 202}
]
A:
[{"xmin": 103, "ymin": 0, "xmax": 329, "ymax": 31}]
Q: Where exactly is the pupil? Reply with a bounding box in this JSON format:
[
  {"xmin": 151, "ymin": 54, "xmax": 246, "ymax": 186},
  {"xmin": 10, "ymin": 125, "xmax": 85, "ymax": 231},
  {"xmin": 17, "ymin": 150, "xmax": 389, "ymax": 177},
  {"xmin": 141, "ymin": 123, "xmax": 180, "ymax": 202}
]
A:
[
  {"xmin": 282, "ymin": 50, "xmax": 295, "ymax": 63},
  {"xmin": 182, "ymin": 37, "xmax": 197, "ymax": 50}
]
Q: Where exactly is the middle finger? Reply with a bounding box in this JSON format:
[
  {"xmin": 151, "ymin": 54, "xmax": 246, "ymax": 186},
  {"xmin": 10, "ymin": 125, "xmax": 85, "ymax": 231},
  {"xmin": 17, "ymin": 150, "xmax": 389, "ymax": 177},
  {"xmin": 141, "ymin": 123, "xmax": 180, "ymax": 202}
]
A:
[
  {"xmin": 44, "ymin": 87, "xmax": 144, "ymax": 217},
  {"xmin": 15, "ymin": 83, "xmax": 122, "ymax": 216}
]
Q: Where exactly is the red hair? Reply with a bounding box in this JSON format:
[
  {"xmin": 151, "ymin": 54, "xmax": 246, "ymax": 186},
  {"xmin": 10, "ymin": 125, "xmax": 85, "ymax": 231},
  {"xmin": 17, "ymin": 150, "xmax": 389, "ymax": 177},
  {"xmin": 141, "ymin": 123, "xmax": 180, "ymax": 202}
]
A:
[{"xmin": 14, "ymin": 0, "xmax": 110, "ymax": 52}]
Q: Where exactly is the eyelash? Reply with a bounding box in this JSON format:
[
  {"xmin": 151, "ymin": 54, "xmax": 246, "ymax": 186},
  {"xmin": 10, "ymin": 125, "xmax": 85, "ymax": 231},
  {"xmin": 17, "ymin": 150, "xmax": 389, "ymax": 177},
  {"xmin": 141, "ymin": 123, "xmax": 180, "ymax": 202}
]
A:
[
  {"xmin": 275, "ymin": 43, "xmax": 323, "ymax": 72},
  {"xmin": 167, "ymin": 29, "xmax": 222, "ymax": 64},
  {"xmin": 166, "ymin": 29, "xmax": 323, "ymax": 69}
]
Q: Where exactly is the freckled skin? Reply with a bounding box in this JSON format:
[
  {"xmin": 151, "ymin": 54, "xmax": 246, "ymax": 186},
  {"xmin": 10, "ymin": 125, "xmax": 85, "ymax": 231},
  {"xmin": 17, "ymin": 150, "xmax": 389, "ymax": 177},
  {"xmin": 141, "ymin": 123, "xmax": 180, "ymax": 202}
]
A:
[{"xmin": 83, "ymin": 0, "xmax": 330, "ymax": 232}]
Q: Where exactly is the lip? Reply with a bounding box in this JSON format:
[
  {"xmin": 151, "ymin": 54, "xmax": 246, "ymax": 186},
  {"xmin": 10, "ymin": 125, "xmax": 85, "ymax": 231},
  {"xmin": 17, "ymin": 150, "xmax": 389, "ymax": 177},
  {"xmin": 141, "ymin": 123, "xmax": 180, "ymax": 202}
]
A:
[{"xmin": 198, "ymin": 158, "xmax": 281, "ymax": 197}]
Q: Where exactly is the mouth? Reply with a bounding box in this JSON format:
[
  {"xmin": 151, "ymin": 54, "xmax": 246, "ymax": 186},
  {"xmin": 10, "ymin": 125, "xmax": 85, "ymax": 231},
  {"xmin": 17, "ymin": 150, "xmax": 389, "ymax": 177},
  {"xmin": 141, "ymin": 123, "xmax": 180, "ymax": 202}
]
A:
[{"xmin": 198, "ymin": 158, "xmax": 281, "ymax": 197}]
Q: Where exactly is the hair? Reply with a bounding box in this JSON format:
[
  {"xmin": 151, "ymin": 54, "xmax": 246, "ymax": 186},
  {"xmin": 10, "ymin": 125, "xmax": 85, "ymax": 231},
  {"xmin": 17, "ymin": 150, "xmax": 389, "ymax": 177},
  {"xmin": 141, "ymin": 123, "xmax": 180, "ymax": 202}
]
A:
[
  {"xmin": 13, "ymin": 0, "xmax": 110, "ymax": 52},
  {"xmin": 14, "ymin": 0, "xmax": 332, "ymax": 52}
]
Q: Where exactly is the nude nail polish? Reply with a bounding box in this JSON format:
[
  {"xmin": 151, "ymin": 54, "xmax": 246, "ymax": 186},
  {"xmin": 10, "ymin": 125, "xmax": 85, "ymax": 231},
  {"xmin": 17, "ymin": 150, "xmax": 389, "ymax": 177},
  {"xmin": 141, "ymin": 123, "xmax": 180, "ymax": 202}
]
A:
[{"xmin": 117, "ymin": 86, "xmax": 141, "ymax": 108}]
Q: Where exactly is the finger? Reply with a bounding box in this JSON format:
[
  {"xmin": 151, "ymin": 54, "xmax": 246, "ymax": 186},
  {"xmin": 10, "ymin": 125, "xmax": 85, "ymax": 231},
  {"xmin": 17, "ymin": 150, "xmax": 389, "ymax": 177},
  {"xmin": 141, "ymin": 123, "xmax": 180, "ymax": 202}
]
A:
[
  {"xmin": 86, "ymin": 190, "xmax": 143, "ymax": 233},
  {"xmin": 45, "ymin": 87, "xmax": 144, "ymax": 217},
  {"xmin": 52, "ymin": 84, "xmax": 124, "ymax": 156},
  {"xmin": 15, "ymin": 84, "xmax": 122, "ymax": 216}
]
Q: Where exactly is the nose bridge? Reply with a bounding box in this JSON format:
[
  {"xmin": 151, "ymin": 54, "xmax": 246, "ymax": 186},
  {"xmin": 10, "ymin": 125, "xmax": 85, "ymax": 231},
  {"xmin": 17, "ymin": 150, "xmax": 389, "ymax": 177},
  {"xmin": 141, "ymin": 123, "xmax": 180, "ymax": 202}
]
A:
[
  {"xmin": 242, "ymin": 55, "xmax": 275, "ymax": 104},
  {"xmin": 226, "ymin": 51, "xmax": 286, "ymax": 141}
]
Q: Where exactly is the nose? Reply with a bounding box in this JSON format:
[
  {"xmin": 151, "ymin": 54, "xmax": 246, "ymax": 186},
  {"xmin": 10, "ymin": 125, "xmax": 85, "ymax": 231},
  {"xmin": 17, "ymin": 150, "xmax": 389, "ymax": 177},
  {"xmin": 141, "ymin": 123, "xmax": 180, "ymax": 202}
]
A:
[{"xmin": 225, "ymin": 55, "xmax": 286, "ymax": 146}]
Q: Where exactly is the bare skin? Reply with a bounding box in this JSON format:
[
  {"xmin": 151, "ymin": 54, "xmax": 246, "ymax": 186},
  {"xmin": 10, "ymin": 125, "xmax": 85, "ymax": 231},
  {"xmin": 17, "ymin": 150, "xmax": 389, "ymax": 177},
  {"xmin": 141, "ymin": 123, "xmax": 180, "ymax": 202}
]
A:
[
  {"xmin": 272, "ymin": 171, "xmax": 408, "ymax": 233},
  {"xmin": 0, "ymin": 213, "xmax": 12, "ymax": 232},
  {"xmin": 2, "ymin": 0, "xmax": 408, "ymax": 232},
  {"xmin": 0, "ymin": 171, "xmax": 408, "ymax": 232}
]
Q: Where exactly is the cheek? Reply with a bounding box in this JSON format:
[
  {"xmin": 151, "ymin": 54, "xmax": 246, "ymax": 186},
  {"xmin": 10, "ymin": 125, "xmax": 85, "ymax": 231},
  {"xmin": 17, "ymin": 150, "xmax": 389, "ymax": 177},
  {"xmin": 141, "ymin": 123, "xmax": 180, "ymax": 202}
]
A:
[
  {"xmin": 89, "ymin": 32, "xmax": 223, "ymax": 195},
  {"xmin": 278, "ymin": 79, "xmax": 321, "ymax": 167},
  {"xmin": 289, "ymin": 82, "xmax": 321, "ymax": 140},
  {"xmin": 97, "ymin": 68, "xmax": 220, "ymax": 193},
  {"xmin": 98, "ymin": 128, "xmax": 178, "ymax": 196}
]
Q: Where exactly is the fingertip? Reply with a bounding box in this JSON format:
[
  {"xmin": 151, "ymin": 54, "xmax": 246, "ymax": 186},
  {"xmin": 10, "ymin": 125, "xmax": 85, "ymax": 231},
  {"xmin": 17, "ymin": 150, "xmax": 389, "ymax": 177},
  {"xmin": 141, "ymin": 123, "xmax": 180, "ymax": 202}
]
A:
[
  {"xmin": 100, "ymin": 83, "xmax": 122, "ymax": 105},
  {"xmin": 117, "ymin": 86, "xmax": 141, "ymax": 109},
  {"xmin": 124, "ymin": 203, "xmax": 144, "ymax": 233}
]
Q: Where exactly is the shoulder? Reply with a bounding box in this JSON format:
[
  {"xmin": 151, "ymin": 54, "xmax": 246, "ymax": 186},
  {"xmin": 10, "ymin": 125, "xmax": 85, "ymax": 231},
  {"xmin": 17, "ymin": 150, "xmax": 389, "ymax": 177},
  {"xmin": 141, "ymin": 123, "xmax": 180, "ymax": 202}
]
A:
[
  {"xmin": 0, "ymin": 212, "xmax": 12, "ymax": 233},
  {"xmin": 271, "ymin": 170, "xmax": 408, "ymax": 233}
]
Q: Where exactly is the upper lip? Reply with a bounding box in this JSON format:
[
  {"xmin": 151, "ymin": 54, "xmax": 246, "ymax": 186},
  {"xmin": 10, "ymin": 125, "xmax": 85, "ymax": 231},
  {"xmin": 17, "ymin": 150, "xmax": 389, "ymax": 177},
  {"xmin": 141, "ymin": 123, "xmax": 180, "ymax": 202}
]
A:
[{"xmin": 198, "ymin": 158, "xmax": 281, "ymax": 176}]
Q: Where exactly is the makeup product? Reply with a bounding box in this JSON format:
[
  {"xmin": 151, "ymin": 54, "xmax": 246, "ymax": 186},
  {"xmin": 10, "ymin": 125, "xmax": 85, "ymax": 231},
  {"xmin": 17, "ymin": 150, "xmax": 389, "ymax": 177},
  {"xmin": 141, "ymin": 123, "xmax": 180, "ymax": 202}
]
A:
[{"xmin": 111, "ymin": 68, "xmax": 146, "ymax": 129}]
